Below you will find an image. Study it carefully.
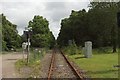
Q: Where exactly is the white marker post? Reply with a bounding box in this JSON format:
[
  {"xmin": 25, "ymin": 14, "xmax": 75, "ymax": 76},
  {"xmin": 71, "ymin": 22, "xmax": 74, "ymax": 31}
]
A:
[
  {"xmin": 22, "ymin": 42, "xmax": 27, "ymax": 60},
  {"xmin": 84, "ymin": 41, "xmax": 92, "ymax": 58}
]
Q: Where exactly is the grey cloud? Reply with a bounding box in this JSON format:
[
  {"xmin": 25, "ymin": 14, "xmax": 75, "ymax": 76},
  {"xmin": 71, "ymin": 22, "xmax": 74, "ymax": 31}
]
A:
[
  {"xmin": 45, "ymin": 2, "xmax": 66, "ymax": 10},
  {"xmin": 49, "ymin": 21, "xmax": 61, "ymax": 39},
  {"xmin": 51, "ymin": 10, "xmax": 69, "ymax": 22},
  {"xmin": 44, "ymin": 2, "xmax": 69, "ymax": 22},
  {"xmin": 1, "ymin": 2, "xmax": 31, "ymax": 10}
]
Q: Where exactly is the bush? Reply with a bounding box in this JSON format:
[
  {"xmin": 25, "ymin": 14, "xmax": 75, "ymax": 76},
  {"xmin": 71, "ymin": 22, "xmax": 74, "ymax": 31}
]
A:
[
  {"xmin": 95, "ymin": 47, "xmax": 113, "ymax": 53},
  {"xmin": 2, "ymin": 40, "xmax": 8, "ymax": 51},
  {"xmin": 63, "ymin": 41, "xmax": 81, "ymax": 55}
]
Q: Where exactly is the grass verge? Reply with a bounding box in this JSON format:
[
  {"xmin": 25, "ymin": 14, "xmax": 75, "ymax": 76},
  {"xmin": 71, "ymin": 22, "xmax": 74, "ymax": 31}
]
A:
[
  {"xmin": 68, "ymin": 51, "xmax": 118, "ymax": 78},
  {"xmin": 15, "ymin": 59, "xmax": 40, "ymax": 78},
  {"xmin": 15, "ymin": 48, "xmax": 48, "ymax": 78}
]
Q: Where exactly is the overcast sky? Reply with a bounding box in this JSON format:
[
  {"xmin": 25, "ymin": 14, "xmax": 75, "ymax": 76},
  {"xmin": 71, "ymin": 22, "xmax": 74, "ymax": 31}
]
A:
[{"xmin": 0, "ymin": 0, "xmax": 90, "ymax": 39}]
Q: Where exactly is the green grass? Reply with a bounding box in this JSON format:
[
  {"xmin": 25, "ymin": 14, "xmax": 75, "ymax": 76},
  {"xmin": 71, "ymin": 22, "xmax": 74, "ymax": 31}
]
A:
[
  {"xmin": 68, "ymin": 52, "xmax": 118, "ymax": 78},
  {"xmin": 15, "ymin": 59, "xmax": 40, "ymax": 70}
]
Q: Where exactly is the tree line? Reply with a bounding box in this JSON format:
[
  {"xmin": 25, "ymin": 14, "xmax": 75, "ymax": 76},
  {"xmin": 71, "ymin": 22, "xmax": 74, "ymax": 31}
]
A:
[
  {"xmin": 24, "ymin": 15, "xmax": 55, "ymax": 48},
  {"xmin": 1, "ymin": 14, "xmax": 22, "ymax": 51},
  {"xmin": 1, "ymin": 14, "xmax": 55, "ymax": 51},
  {"xmin": 57, "ymin": 2, "xmax": 120, "ymax": 52}
]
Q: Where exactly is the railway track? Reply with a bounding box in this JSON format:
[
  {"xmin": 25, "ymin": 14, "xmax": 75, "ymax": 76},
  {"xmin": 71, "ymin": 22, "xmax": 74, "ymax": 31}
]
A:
[
  {"xmin": 48, "ymin": 49, "xmax": 55, "ymax": 80},
  {"xmin": 47, "ymin": 49, "xmax": 87, "ymax": 80}
]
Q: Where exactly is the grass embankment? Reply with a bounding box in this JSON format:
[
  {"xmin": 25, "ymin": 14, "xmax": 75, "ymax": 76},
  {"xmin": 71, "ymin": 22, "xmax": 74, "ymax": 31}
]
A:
[
  {"xmin": 63, "ymin": 46, "xmax": 119, "ymax": 78},
  {"xmin": 15, "ymin": 48, "xmax": 47, "ymax": 78}
]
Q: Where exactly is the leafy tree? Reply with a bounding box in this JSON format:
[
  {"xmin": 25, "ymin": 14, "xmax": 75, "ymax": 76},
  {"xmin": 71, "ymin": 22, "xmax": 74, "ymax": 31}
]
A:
[
  {"xmin": 27, "ymin": 15, "xmax": 55, "ymax": 48},
  {"xmin": 57, "ymin": 2, "xmax": 119, "ymax": 53},
  {"xmin": 1, "ymin": 14, "xmax": 22, "ymax": 51},
  {"xmin": 89, "ymin": 2, "xmax": 119, "ymax": 52}
]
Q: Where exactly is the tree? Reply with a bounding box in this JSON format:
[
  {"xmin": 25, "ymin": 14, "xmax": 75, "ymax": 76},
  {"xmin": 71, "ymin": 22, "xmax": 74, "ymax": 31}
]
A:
[
  {"xmin": 28, "ymin": 15, "xmax": 55, "ymax": 48},
  {"xmin": 89, "ymin": 2, "xmax": 119, "ymax": 52},
  {"xmin": 57, "ymin": 2, "xmax": 119, "ymax": 53},
  {"xmin": 1, "ymin": 14, "xmax": 22, "ymax": 51}
]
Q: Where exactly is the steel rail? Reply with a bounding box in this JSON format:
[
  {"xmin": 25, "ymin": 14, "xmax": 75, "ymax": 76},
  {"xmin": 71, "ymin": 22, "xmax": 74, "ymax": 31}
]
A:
[
  {"xmin": 60, "ymin": 50, "xmax": 86, "ymax": 80},
  {"xmin": 48, "ymin": 49, "xmax": 86, "ymax": 80},
  {"xmin": 47, "ymin": 50, "xmax": 55, "ymax": 80}
]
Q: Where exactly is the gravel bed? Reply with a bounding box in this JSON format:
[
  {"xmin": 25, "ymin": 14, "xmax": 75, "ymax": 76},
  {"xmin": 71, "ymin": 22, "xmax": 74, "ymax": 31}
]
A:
[
  {"xmin": 67, "ymin": 56, "xmax": 88, "ymax": 78},
  {"xmin": 39, "ymin": 51, "xmax": 53, "ymax": 78},
  {"xmin": 51, "ymin": 50, "xmax": 78, "ymax": 79},
  {"xmin": 39, "ymin": 49, "xmax": 86, "ymax": 79}
]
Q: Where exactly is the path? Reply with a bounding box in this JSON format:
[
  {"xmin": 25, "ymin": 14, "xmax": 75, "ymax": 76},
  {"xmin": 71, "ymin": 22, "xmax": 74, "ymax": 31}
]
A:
[{"xmin": 2, "ymin": 52, "xmax": 23, "ymax": 78}]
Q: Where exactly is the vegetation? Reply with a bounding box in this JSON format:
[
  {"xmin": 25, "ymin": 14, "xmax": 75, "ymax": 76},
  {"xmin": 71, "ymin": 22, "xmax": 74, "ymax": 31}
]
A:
[
  {"xmin": 1, "ymin": 14, "xmax": 22, "ymax": 51},
  {"xmin": 1, "ymin": 14, "xmax": 55, "ymax": 51},
  {"xmin": 58, "ymin": 2, "xmax": 120, "ymax": 77},
  {"xmin": 68, "ymin": 49, "xmax": 118, "ymax": 78},
  {"xmin": 1, "ymin": 1, "xmax": 120, "ymax": 78},
  {"xmin": 0, "ymin": 14, "xmax": 2, "ymax": 52},
  {"xmin": 57, "ymin": 2, "xmax": 120, "ymax": 52},
  {"xmin": 15, "ymin": 48, "xmax": 46, "ymax": 78},
  {"xmin": 62, "ymin": 40, "xmax": 119, "ymax": 78},
  {"xmin": 62, "ymin": 41, "xmax": 81, "ymax": 55},
  {"xmin": 23, "ymin": 15, "xmax": 55, "ymax": 48}
]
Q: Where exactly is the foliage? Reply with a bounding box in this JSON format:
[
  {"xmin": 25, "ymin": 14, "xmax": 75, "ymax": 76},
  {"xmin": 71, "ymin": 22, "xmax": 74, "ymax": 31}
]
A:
[
  {"xmin": 93, "ymin": 47, "xmax": 112, "ymax": 53},
  {"xmin": 30, "ymin": 48, "xmax": 46, "ymax": 61},
  {"xmin": 57, "ymin": 2, "xmax": 120, "ymax": 52},
  {"xmin": 0, "ymin": 18, "xmax": 1, "ymax": 52},
  {"xmin": 15, "ymin": 49, "xmax": 47, "ymax": 69},
  {"xmin": 15, "ymin": 59, "xmax": 27, "ymax": 71},
  {"xmin": 27, "ymin": 15, "xmax": 55, "ymax": 48},
  {"xmin": 1, "ymin": 14, "xmax": 22, "ymax": 51},
  {"xmin": 63, "ymin": 40, "xmax": 81, "ymax": 55},
  {"xmin": 2, "ymin": 40, "xmax": 8, "ymax": 51}
]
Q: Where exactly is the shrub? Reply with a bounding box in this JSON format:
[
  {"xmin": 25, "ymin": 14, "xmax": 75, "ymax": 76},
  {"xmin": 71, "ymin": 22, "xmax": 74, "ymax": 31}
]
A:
[{"xmin": 63, "ymin": 40, "xmax": 81, "ymax": 55}]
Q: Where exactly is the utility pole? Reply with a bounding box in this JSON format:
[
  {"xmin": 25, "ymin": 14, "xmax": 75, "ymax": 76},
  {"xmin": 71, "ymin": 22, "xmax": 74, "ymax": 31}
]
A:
[{"xmin": 27, "ymin": 33, "xmax": 30, "ymax": 63}]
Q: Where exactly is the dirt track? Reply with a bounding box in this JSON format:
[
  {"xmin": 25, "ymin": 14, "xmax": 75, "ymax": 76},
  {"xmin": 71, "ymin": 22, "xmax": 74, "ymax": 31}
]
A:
[{"xmin": 2, "ymin": 52, "xmax": 23, "ymax": 78}]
